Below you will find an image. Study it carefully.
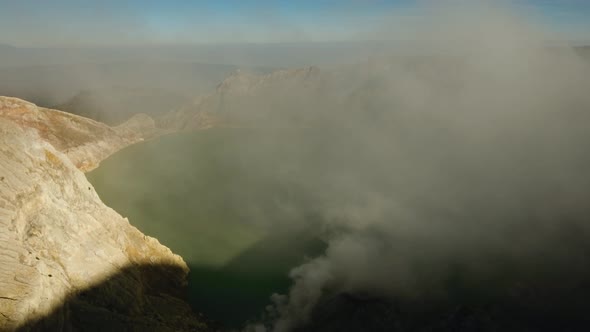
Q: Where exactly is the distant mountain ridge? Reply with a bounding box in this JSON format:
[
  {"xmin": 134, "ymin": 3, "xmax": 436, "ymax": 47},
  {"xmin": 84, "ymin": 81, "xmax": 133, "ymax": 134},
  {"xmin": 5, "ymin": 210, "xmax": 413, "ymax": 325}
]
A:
[{"xmin": 54, "ymin": 87, "xmax": 190, "ymax": 126}]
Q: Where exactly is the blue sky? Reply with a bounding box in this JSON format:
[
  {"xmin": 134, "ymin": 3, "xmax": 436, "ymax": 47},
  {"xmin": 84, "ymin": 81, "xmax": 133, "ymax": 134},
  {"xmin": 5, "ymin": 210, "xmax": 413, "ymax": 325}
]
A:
[{"xmin": 0, "ymin": 0, "xmax": 588, "ymax": 46}]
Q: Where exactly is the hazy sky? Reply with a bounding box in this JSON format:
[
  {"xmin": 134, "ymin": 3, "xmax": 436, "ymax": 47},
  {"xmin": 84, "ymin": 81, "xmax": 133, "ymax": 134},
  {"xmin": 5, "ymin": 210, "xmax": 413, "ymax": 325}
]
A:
[{"xmin": 0, "ymin": 0, "xmax": 589, "ymax": 46}]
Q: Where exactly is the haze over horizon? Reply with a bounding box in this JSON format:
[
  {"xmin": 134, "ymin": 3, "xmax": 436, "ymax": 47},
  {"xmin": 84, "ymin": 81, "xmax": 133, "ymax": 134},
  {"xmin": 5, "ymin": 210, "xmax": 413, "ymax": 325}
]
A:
[
  {"xmin": 2, "ymin": 1, "xmax": 590, "ymax": 331},
  {"xmin": 1, "ymin": 0, "xmax": 589, "ymax": 47}
]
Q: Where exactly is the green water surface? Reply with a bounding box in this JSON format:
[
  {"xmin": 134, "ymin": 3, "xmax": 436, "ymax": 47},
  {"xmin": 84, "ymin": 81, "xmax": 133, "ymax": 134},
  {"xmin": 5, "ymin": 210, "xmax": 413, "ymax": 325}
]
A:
[{"xmin": 87, "ymin": 128, "xmax": 327, "ymax": 327}]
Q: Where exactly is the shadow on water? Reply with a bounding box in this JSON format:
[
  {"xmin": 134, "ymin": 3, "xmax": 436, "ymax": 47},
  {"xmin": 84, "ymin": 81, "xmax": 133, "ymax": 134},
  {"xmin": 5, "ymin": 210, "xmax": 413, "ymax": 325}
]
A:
[
  {"xmin": 187, "ymin": 231, "xmax": 326, "ymax": 328},
  {"xmin": 17, "ymin": 263, "xmax": 215, "ymax": 332},
  {"xmin": 87, "ymin": 128, "xmax": 333, "ymax": 328},
  {"xmin": 16, "ymin": 239, "xmax": 590, "ymax": 332}
]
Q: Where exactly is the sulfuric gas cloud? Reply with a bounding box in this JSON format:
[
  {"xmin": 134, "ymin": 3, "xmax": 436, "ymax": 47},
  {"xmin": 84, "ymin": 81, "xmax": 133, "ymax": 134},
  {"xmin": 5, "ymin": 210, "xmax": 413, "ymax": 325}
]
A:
[{"xmin": 226, "ymin": 2, "xmax": 590, "ymax": 331}]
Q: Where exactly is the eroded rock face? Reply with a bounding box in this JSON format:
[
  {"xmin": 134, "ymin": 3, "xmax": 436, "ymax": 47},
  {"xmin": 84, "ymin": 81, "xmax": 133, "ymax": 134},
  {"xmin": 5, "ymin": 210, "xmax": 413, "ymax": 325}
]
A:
[
  {"xmin": 0, "ymin": 97, "xmax": 159, "ymax": 172},
  {"xmin": 0, "ymin": 97, "xmax": 210, "ymax": 331}
]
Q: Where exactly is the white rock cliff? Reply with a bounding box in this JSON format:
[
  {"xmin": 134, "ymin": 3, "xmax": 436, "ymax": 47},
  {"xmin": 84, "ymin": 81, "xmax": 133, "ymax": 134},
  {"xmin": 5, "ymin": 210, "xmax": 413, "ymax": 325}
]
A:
[{"xmin": 0, "ymin": 97, "xmax": 210, "ymax": 331}]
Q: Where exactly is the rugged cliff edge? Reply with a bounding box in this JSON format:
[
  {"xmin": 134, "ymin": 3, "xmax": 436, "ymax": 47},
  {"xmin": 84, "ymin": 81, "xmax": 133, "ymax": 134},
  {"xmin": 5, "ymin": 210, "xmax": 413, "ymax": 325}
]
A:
[
  {"xmin": 0, "ymin": 97, "xmax": 161, "ymax": 172},
  {"xmin": 0, "ymin": 97, "xmax": 211, "ymax": 331}
]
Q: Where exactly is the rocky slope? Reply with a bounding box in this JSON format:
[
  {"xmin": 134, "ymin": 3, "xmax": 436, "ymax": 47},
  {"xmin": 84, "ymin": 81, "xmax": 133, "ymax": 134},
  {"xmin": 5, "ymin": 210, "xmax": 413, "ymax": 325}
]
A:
[
  {"xmin": 165, "ymin": 66, "xmax": 321, "ymax": 129},
  {"xmin": 0, "ymin": 97, "xmax": 160, "ymax": 172},
  {"xmin": 0, "ymin": 97, "xmax": 212, "ymax": 331}
]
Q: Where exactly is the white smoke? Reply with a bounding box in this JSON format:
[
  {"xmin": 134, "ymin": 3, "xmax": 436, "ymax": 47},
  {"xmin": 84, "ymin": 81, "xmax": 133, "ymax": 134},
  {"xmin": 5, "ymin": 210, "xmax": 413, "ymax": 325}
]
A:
[{"xmin": 246, "ymin": 2, "xmax": 590, "ymax": 331}]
